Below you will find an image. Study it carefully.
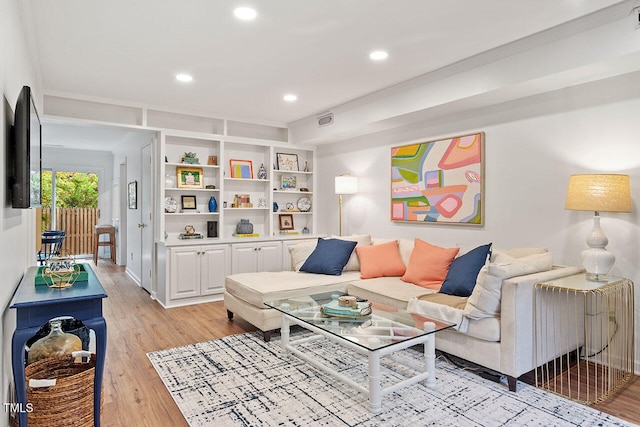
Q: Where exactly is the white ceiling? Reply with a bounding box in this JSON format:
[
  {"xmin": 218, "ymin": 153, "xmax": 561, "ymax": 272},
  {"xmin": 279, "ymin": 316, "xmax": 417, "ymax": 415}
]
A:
[{"xmin": 25, "ymin": 0, "xmax": 624, "ymax": 129}]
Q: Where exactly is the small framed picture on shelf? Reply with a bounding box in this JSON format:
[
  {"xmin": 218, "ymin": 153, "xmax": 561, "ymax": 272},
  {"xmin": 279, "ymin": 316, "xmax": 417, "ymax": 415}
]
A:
[
  {"xmin": 128, "ymin": 181, "xmax": 137, "ymax": 209},
  {"xmin": 279, "ymin": 214, "xmax": 294, "ymax": 230},
  {"xmin": 177, "ymin": 167, "xmax": 204, "ymax": 188},
  {"xmin": 230, "ymin": 159, "xmax": 254, "ymax": 179},
  {"xmin": 276, "ymin": 153, "xmax": 299, "ymax": 171},
  {"xmin": 281, "ymin": 175, "xmax": 296, "ymax": 190},
  {"xmin": 181, "ymin": 195, "xmax": 197, "ymax": 210}
]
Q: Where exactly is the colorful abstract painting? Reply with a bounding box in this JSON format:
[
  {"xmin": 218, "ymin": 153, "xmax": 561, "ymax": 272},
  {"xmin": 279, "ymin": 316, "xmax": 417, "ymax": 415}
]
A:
[{"xmin": 391, "ymin": 132, "xmax": 484, "ymax": 225}]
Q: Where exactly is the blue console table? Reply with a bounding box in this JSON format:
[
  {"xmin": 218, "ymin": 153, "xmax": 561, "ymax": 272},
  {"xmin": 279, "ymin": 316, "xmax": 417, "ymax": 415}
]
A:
[{"xmin": 10, "ymin": 264, "xmax": 107, "ymax": 426}]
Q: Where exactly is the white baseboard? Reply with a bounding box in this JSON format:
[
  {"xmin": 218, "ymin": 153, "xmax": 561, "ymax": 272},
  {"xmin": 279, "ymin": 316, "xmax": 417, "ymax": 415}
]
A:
[{"xmin": 125, "ymin": 268, "xmax": 141, "ymax": 286}]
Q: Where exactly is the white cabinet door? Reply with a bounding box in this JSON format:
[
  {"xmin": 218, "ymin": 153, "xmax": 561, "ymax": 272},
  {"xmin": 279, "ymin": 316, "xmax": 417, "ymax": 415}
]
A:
[
  {"xmin": 231, "ymin": 243, "xmax": 259, "ymax": 274},
  {"xmin": 256, "ymin": 242, "xmax": 282, "ymax": 272},
  {"xmin": 201, "ymin": 244, "xmax": 230, "ymax": 295},
  {"xmin": 169, "ymin": 246, "xmax": 200, "ymax": 300},
  {"xmin": 231, "ymin": 241, "xmax": 283, "ymax": 274}
]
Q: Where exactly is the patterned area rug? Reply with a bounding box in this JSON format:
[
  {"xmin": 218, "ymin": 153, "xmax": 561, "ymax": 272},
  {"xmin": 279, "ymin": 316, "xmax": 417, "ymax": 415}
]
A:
[{"xmin": 148, "ymin": 331, "xmax": 633, "ymax": 427}]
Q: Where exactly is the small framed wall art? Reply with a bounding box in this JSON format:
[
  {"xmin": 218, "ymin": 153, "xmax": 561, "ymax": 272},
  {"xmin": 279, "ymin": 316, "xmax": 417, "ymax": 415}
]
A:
[
  {"xmin": 128, "ymin": 181, "xmax": 137, "ymax": 209},
  {"xmin": 181, "ymin": 195, "xmax": 197, "ymax": 210},
  {"xmin": 230, "ymin": 159, "xmax": 254, "ymax": 179},
  {"xmin": 391, "ymin": 132, "xmax": 485, "ymax": 225},
  {"xmin": 281, "ymin": 175, "xmax": 296, "ymax": 190},
  {"xmin": 276, "ymin": 153, "xmax": 299, "ymax": 171},
  {"xmin": 279, "ymin": 214, "xmax": 294, "ymax": 230},
  {"xmin": 177, "ymin": 167, "xmax": 204, "ymax": 189}
]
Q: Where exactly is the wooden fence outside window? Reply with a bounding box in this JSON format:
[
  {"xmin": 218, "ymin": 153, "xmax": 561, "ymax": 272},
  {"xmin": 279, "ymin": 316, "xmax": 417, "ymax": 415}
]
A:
[{"xmin": 42, "ymin": 208, "xmax": 99, "ymax": 256}]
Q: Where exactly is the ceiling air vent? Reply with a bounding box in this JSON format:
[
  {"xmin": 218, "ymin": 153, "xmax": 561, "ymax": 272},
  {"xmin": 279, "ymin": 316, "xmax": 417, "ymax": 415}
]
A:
[{"xmin": 317, "ymin": 112, "xmax": 334, "ymax": 127}]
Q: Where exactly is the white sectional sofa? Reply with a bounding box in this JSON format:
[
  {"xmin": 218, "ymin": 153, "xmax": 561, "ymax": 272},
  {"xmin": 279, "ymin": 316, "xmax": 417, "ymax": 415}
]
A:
[{"xmin": 224, "ymin": 236, "xmax": 583, "ymax": 391}]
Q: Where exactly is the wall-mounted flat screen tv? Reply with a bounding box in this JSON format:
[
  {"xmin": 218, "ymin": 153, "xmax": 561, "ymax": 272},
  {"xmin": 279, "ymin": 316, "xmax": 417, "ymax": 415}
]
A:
[{"xmin": 10, "ymin": 85, "xmax": 41, "ymax": 208}]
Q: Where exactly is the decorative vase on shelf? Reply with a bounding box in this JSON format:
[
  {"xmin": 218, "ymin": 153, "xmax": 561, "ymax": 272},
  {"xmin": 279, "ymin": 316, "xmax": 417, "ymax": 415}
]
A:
[
  {"xmin": 257, "ymin": 163, "xmax": 268, "ymax": 180},
  {"xmin": 303, "ymin": 161, "xmax": 309, "ymax": 172},
  {"xmin": 273, "ymin": 202, "xmax": 279, "ymax": 212},
  {"xmin": 165, "ymin": 174, "xmax": 176, "ymax": 188},
  {"xmin": 236, "ymin": 219, "xmax": 253, "ymax": 235},
  {"xmin": 208, "ymin": 196, "xmax": 218, "ymax": 212}
]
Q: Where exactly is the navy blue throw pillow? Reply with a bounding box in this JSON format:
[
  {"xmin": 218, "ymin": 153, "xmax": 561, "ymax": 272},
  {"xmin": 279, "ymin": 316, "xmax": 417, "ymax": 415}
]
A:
[
  {"xmin": 300, "ymin": 238, "xmax": 357, "ymax": 276},
  {"xmin": 440, "ymin": 243, "xmax": 492, "ymax": 297}
]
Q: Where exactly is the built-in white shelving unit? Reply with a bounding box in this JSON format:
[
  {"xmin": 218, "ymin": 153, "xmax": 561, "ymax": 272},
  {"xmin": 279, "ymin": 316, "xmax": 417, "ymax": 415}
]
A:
[{"xmin": 161, "ymin": 135, "xmax": 316, "ymax": 243}]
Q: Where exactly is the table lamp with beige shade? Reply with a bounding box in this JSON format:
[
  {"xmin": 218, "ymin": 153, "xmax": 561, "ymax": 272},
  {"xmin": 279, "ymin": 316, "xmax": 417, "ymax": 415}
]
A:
[{"xmin": 565, "ymin": 174, "xmax": 631, "ymax": 282}]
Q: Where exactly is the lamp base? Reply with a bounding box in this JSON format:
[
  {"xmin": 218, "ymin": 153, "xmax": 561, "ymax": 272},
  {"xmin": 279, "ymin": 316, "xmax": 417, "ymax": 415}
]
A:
[
  {"xmin": 585, "ymin": 272, "xmax": 609, "ymax": 282},
  {"xmin": 580, "ymin": 214, "xmax": 615, "ymax": 283},
  {"xmin": 581, "ymin": 247, "xmax": 615, "ymax": 283}
]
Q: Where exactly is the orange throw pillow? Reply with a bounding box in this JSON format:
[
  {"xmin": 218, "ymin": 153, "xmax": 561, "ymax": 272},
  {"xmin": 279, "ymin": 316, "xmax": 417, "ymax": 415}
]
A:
[
  {"xmin": 356, "ymin": 240, "xmax": 406, "ymax": 279},
  {"xmin": 401, "ymin": 238, "xmax": 460, "ymax": 290}
]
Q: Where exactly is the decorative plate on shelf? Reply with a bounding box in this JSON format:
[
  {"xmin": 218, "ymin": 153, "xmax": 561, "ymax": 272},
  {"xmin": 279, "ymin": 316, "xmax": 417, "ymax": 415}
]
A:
[
  {"xmin": 297, "ymin": 197, "xmax": 311, "ymax": 212},
  {"xmin": 165, "ymin": 196, "xmax": 177, "ymax": 213}
]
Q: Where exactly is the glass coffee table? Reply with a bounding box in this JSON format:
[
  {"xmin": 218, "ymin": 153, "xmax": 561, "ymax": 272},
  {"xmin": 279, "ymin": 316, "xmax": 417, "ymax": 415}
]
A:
[{"xmin": 265, "ymin": 292, "xmax": 454, "ymax": 414}]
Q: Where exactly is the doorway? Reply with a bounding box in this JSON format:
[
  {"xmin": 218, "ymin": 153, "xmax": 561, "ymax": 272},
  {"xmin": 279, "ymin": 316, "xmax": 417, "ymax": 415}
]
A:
[{"xmin": 40, "ymin": 169, "xmax": 100, "ymax": 257}]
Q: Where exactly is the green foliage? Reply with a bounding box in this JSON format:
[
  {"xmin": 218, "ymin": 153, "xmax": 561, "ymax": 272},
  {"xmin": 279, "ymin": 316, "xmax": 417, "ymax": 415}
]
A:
[
  {"xmin": 41, "ymin": 171, "xmax": 98, "ymax": 208},
  {"xmin": 41, "ymin": 171, "xmax": 52, "ymax": 207}
]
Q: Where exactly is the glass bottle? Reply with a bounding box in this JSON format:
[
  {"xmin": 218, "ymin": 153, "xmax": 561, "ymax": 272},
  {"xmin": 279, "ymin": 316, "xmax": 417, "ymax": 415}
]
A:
[{"xmin": 28, "ymin": 319, "xmax": 82, "ymax": 364}]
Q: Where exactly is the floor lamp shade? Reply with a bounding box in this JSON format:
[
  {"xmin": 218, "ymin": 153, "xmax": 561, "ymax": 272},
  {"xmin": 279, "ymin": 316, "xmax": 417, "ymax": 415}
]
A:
[
  {"xmin": 335, "ymin": 176, "xmax": 358, "ymax": 236},
  {"xmin": 565, "ymin": 174, "xmax": 631, "ymax": 281},
  {"xmin": 334, "ymin": 176, "xmax": 358, "ymax": 195}
]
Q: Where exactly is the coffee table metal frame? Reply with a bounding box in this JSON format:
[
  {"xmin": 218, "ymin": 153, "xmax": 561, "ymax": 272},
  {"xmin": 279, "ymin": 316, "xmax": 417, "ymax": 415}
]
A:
[{"xmin": 267, "ymin": 296, "xmax": 453, "ymax": 414}]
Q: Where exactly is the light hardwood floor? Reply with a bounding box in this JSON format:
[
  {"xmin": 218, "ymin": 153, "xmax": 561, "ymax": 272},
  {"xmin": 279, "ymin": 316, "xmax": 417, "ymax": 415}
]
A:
[
  {"xmin": 98, "ymin": 262, "xmax": 255, "ymax": 426},
  {"xmin": 94, "ymin": 262, "xmax": 640, "ymax": 426}
]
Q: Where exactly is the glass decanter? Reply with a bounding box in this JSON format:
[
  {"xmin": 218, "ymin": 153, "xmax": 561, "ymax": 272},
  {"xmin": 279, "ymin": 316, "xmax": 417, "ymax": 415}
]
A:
[{"xmin": 28, "ymin": 319, "xmax": 82, "ymax": 364}]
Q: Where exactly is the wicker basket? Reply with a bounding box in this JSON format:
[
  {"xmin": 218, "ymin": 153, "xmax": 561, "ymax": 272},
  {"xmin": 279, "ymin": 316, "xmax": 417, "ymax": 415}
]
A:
[{"xmin": 14, "ymin": 353, "xmax": 102, "ymax": 427}]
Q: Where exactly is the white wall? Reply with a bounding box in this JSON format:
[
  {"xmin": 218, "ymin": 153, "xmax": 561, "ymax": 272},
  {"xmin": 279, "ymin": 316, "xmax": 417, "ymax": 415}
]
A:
[
  {"xmin": 0, "ymin": 0, "xmax": 40, "ymax": 422},
  {"xmin": 316, "ymin": 76, "xmax": 640, "ymax": 371}
]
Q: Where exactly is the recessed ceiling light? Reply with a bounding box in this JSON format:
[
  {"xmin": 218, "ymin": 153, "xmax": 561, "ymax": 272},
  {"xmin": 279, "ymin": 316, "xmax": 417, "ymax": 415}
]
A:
[
  {"xmin": 283, "ymin": 94, "xmax": 298, "ymax": 102},
  {"xmin": 176, "ymin": 73, "xmax": 193, "ymax": 82},
  {"xmin": 234, "ymin": 6, "xmax": 257, "ymax": 20},
  {"xmin": 369, "ymin": 50, "xmax": 388, "ymax": 61}
]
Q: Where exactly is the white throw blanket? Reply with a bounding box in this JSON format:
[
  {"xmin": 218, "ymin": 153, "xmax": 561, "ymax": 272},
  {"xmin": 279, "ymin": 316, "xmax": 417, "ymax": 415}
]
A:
[{"xmin": 407, "ymin": 297, "xmax": 469, "ymax": 333}]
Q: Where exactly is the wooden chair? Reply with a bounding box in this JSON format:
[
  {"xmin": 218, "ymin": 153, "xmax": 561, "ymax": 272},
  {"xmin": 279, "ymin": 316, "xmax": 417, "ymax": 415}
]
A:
[
  {"xmin": 37, "ymin": 231, "xmax": 66, "ymax": 265},
  {"xmin": 93, "ymin": 225, "xmax": 116, "ymax": 265}
]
